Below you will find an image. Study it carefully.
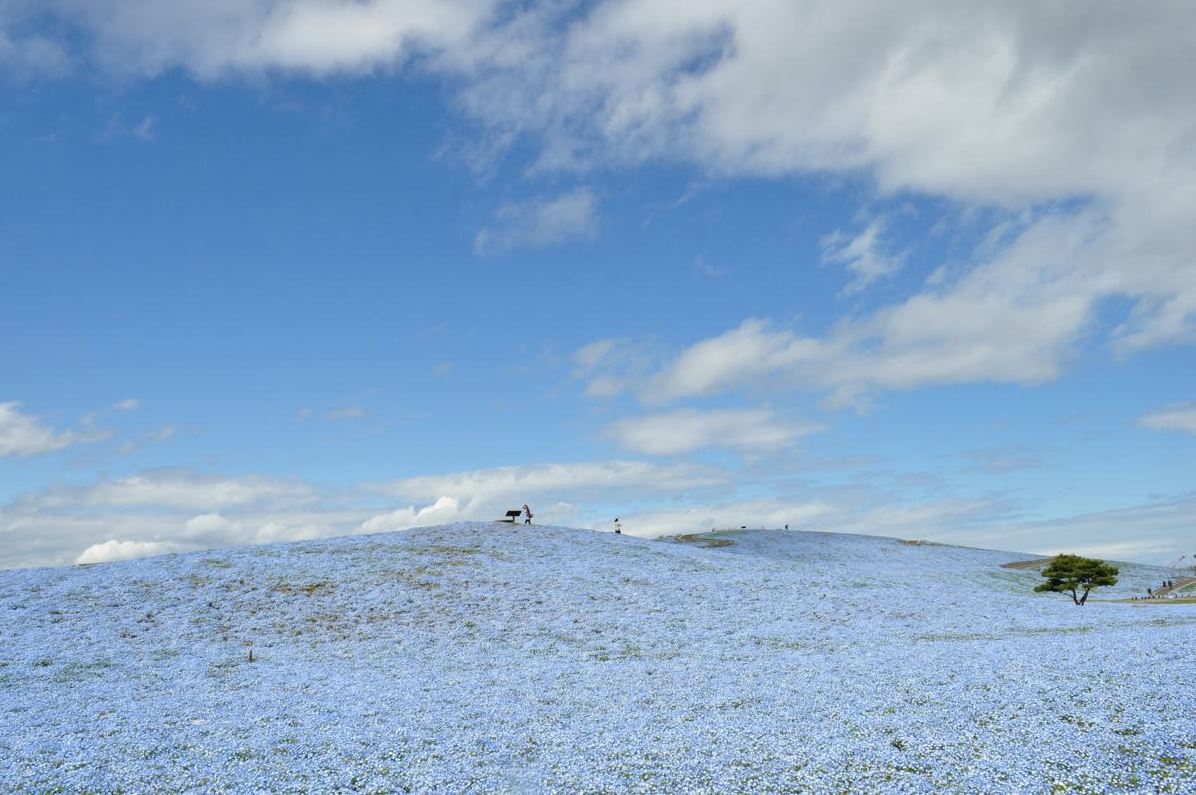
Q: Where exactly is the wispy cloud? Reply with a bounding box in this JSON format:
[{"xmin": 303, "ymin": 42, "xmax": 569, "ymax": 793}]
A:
[
  {"xmin": 0, "ymin": 22, "xmax": 69, "ymax": 75},
  {"xmin": 0, "ymin": 401, "xmax": 109, "ymax": 458},
  {"xmin": 571, "ymin": 337, "xmax": 656, "ymax": 399},
  {"xmin": 605, "ymin": 408, "xmax": 820, "ymax": 456},
  {"xmin": 474, "ymin": 188, "xmax": 597, "ymax": 254},
  {"xmin": 1138, "ymin": 403, "xmax": 1196, "ymax": 436},
  {"xmin": 116, "ymin": 424, "xmax": 177, "ymax": 455},
  {"xmin": 693, "ymin": 254, "xmax": 725, "ymax": 279},
  {"xmin": 820, "ymin": 218, "xmax": 904, "ymax": 294}
]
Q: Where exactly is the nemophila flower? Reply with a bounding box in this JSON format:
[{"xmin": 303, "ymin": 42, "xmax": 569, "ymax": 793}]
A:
[{"xmin": 1, "ymin": 523, "xmax": 1193, "ymax": 792}]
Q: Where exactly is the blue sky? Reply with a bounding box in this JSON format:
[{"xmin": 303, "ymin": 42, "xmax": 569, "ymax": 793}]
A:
[{"xmin": 2, "ymin": 1, "xmax": 1194, "ymax": 568}]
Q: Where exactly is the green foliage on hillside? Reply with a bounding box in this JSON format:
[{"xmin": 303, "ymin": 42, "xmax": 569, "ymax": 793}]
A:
[{"xmin": 1034, "ymin": 554, "xmax": 1119, "ymax": 605}]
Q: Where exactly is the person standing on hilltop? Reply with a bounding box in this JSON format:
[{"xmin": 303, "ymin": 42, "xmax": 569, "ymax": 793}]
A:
[
  {"xmin": 613, "ymin": 518, "xmax": 622, "ymax": 535},
  {"xmin": 523, "ymin": 504, "xmax": 533, "ymax": 525}
]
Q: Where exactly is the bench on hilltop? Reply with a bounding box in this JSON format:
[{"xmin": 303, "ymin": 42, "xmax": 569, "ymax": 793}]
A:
[{"xmin": 497, "ymin": 509, "xmax": 523, "ymax": 524}]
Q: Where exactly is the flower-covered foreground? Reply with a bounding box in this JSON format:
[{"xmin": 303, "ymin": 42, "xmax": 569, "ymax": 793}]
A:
[{"xmin": 1, "ymin": 523, "xmax": 1194, "ymax": 793}]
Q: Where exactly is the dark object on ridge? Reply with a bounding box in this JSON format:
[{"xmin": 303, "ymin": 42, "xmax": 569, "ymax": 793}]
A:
[
  {"xmin": 523, "ymin": 504, "xmax": 533, "ymax": 525},
  {"xmin": 500, "ymin": 509, "xmax": 522, "ymax": 523}
]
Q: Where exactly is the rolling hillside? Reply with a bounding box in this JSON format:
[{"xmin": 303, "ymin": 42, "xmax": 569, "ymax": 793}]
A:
[{"xmin": 2, "ymin": 524, "xmax": 1194, "ymax": 793}]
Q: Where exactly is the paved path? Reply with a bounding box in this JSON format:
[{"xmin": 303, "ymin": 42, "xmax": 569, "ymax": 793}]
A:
[{"xmin": 1148, "ymin": 575, "xmax": 1196, "ymax": 598}]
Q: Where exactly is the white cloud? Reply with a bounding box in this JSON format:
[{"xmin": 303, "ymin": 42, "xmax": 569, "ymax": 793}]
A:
[
  {"xmin": 0, "ymin": 3, "xmax": 70, "ymax": 75},
  {"xmin": 0, "ymin": 461, "xmax": 728, "ymax": 568},
  {"xmin": 618, "ymin": 490, "xmax": 1196, "ymax": 564},
  {"xmin": 820, "ymin": 218, "xmax": 903, "ymax": 294},
  {"xmin": 378, "ymin": 459, "xmax": 725, "ymax": 506},
  {"xmin": 474, "ymin": 188, "xmax": 598, "ymax": 254},
  {"xmin": 2, "ymin": 461, "xmax": 1192, "ymax": 568},
  {"xmin": 961, "ymin": 447, "xmax": 1041, "ymax": 475},
  {"xmin": 83, "ymin": 470, "xmax": 315, "ymax": 510},
  {"xmin": 116, "ymin": 424, "xmax": 176, "ymax": 455},
  {"xmin": 181, "ymin": 512, "xmax": 242, "ymax": 542},
  {"xmin": 0, "ymin": 401, "xmax": 108, "ymax": 458},
  {"xmin": 605, "ymin": 407, "xmax": 818, "ymax": 456},
  {"xmin": 693, "ymin": 254, "xmax": 725, "ymax": 279},
  {"xmin": 363, "ymin": 460, "xmax": 730, "ymax": 530},
  {"xmin": 48, "ymin": 0, "xmax": 490, "ymax": 78},
  {"xmin": 571, "ymin": 338, "xmax": 651, "ymax": 398},
  {"xmin": 939, "ymin": 494, "xmax": 1196, "ymax": 564},
  {"xmin": 361, "ymin": 495, "xmax": 462, "ymax": 533},
  {"xmin": 1138, "ymin": 403, "xmax": 1196, "ymax": 436},
  {"xmin": 75, "ymin": 539, "xmax": 183, "ymax": 565},
  {"xmin": 599, "ymin": 208, "xmax": 1135, "ymax": 408},
  {"xmin": 112, "ymin": 398, "xmax": 140, "ymax": 411},
  {"xmin": 573, "ymin": 338, "xmax": 623, "ymax": 375}
]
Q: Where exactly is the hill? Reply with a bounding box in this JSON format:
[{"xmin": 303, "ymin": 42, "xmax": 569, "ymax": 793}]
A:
[{"xmin": 2, "ymin": 523, "xmax": 1194, "ymax": 792}]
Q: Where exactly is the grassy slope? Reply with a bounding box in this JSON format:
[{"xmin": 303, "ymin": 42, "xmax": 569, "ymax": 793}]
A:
[{"xmin": 1, "ymin": 523, "xmax": 1194, "ymax": 793}]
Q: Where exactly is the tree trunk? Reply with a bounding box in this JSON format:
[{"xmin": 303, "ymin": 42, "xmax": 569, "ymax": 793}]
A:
[
  {"xmin": 1079, "ymin": 588, "xmax": 1090, "ymax": 606},
  {"xmin": 1070, "ymin": 587, "xmax": 1080, "ymax": 605}
]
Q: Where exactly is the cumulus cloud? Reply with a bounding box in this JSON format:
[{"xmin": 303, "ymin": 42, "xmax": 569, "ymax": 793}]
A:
[
  {"xmin": 75, "ymin": 539, "xmax": 183, "ymax": 565},
  {"xmin": 605, "ymin": 407, "xmax": 819, "ymax": 456},
  {"xmin": 112, "ymin": 398, "xmax": 140, "ymax": 411},
  {"xmin": 474, "ymin": 188, "xmax": 598, "ymax": 254},
  {"xmin": 0, "ymin": 401, "xmax": 109, "ymax": 458},
  {"xmin": 1138, "ymin": 403, "xmax": 1196, "ymax": 436},
  {"xmin": 361, "ymin": 495, "xmax": 462, "ymax": 533},
  {"xmin": 587, "ymin": 208, "xmax": 1143, "ymax": 408}
]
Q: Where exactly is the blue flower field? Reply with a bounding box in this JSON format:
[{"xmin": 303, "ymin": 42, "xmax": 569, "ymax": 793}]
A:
[{"xmin": 2, "ymin": 523, "xmax": 1194, "ymax": 793}]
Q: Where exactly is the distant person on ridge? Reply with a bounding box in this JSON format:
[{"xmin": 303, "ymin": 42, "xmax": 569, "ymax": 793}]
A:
[
  {"xmin": 613, "ymin": 518, "xmax": 622, "ymax": 535},
  {"xmin": 523, "ymin": 504, "xmax": 533, "ymax": 525}
]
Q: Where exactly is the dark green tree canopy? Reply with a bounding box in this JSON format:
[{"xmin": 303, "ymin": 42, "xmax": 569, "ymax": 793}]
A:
[{"xmin": 1034, "ymin": 554, "xmax": 1119, "ymax": 605}]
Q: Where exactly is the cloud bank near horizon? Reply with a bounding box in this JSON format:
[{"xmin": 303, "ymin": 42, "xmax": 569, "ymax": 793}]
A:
[{"xmin": 2, "ymin": 463, "xmax": 1193, "ymax": 569}]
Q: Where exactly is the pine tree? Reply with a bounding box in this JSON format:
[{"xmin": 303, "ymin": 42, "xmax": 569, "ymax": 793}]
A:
[{"xmin": 1034, "ymin": 554, "xmax": 1119, "ymax": 605}]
